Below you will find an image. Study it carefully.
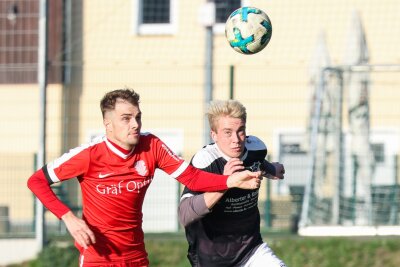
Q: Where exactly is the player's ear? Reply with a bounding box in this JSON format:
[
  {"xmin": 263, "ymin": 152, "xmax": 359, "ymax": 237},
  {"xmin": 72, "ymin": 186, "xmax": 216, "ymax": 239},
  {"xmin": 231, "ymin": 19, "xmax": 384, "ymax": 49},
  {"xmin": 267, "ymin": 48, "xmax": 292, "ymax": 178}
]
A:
[
  {"xmin": 103, "ymin": 118, "xmax": 112, "ymax": 131},
  {"xmin": 211, "ymin": 131, "xmax": 217, "ymax": 142}
]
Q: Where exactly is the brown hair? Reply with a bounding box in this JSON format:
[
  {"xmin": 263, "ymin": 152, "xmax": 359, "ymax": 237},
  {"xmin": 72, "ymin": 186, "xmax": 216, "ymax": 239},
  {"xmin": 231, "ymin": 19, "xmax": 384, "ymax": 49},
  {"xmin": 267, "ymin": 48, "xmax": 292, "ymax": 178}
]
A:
[{"xmin": 100, "ymin": 88, "xmax": 140, "ymax": 118}]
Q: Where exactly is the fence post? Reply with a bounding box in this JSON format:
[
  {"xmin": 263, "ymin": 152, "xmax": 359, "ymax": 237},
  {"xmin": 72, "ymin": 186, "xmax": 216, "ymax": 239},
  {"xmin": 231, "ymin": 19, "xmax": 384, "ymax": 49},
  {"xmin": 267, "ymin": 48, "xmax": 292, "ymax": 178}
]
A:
[{"xmin": 0, "ymin": 206, "xmax": 10, "ymax": 233}]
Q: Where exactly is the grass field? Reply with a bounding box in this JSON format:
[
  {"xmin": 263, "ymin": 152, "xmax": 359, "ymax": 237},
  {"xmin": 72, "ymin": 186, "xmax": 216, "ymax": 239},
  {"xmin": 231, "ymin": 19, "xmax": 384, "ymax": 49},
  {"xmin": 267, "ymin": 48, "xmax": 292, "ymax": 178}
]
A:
[
  {"xmin": 145, "ymin": 232, "xmax": 400, "ymax": 267},
  {"xmin": 8, "ymin": 232, "xmax": 400, "ymax": 267}
]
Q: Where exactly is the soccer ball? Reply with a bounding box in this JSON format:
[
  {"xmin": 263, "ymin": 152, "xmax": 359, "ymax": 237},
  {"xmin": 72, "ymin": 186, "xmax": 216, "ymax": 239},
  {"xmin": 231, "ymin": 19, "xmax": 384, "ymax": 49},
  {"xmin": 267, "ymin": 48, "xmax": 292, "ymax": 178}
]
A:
[{"xmin": 225, "ymin": 7, "xmax": 272, "ymax": 55}]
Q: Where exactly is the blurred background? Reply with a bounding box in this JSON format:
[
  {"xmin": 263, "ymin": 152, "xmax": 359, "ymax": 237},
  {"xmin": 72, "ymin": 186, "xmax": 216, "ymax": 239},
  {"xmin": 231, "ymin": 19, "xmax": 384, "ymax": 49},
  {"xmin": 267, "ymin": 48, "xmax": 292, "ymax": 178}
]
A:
[{"xmin": 0, "ymin": 0, "xmax": 399, "ymax": 265}]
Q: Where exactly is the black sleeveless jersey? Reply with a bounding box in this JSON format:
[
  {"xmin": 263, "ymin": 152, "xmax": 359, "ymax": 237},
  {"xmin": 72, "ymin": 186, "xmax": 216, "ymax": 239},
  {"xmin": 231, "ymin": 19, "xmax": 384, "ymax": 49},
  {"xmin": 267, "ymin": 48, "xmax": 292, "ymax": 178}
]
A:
[{"xmin": 181, "ymin": 135, "xmax": 268, "ymax": 267}]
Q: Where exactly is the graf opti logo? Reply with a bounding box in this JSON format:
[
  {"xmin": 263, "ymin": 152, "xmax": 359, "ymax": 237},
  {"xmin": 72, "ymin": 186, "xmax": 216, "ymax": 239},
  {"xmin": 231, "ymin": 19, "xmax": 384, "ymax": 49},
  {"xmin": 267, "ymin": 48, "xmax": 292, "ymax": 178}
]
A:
[{"xmin": 96, "ymin": 178, "xmax": 153, "ymax": 195}]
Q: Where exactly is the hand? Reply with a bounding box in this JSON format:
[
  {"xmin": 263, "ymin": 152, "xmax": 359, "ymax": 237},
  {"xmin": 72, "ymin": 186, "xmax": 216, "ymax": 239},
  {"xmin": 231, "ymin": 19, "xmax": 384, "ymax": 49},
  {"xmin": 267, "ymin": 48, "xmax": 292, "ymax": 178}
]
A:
[
  {"xmin": 226, "ymin": 170, "xmax": 262, "ymax": 189},
  {"xmin": 61, "ymin": 211, "xmax": 96, "ymax": 249},
  {"xmin": 266, "ymin": 162, "xmax": 285, "ymax": 180},
  {"xmin": 223, "ymin": 158, "xmax": 244, "ymax": 175}
]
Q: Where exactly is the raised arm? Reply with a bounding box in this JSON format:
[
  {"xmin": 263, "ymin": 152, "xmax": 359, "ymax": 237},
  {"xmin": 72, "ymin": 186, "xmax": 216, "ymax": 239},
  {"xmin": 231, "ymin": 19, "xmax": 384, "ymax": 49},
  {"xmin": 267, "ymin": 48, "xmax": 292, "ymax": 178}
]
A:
[{"xmin": 176, "ymin": 164, "xmax": 261, "ymax": 192}]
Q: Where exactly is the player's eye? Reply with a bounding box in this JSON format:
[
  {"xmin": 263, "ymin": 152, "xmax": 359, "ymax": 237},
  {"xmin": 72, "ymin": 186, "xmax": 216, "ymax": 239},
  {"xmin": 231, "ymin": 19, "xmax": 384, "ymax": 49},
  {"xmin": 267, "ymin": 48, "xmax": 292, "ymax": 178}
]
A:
[{"xmin": 224, "ymin": 131, "xmax": 232, "ymax": 137}]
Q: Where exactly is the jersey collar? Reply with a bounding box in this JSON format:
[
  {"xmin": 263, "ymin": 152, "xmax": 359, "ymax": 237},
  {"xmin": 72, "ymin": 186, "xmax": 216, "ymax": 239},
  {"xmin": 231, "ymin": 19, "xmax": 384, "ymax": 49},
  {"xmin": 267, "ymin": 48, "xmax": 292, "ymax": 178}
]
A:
[{"xmin": 105, "ymin": 138, "xmax": 135, "ymax": 159}]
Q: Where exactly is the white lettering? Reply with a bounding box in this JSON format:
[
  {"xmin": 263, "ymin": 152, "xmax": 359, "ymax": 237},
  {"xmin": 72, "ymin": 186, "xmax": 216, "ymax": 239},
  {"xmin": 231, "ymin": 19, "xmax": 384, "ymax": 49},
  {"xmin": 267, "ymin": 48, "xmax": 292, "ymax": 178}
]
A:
[
  {"xmin": 96, "ymin": 184, "xmax": 106, "ymax": 194},
  {"xmin": 109, "ymin": 185, "xmax": 118, "ymax": 195},
  {"xmin": 161, "ymin": 144, "xmax": 181, "ymax": 162},
  {"xmin": 126, "ymin": 180, "xmax": 137, "ymax": 192},
  {"xmin": 96, "ymin": 177, "xmax": 154, "ymax": 195},
  {"xmin": 225, "ymin": 196, "xmax": 247, "ymax": 203}
]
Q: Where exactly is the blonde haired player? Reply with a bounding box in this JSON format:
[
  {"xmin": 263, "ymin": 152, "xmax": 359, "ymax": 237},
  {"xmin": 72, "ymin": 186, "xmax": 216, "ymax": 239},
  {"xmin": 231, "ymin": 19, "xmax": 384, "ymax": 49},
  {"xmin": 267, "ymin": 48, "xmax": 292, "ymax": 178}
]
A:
[{"xmin": 179, "ymin": 100, "xmax": 287, "ymax": 267}]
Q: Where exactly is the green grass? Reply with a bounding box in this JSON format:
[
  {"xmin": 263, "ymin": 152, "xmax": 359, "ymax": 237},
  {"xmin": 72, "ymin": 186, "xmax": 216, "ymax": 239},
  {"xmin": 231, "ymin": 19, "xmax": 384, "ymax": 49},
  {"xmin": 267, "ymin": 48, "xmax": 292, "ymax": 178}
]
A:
[{"xmin": 8, "ymin": 233, "xmax": 400, "ymax": 267}]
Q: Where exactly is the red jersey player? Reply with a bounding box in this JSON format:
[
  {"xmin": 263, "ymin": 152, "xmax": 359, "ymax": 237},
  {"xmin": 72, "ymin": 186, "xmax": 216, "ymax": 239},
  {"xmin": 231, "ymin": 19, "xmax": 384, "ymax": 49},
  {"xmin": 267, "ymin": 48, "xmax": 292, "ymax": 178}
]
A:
[{"xmin": 27, "ymin": 89, "xmax": 261, "ymax": 267}]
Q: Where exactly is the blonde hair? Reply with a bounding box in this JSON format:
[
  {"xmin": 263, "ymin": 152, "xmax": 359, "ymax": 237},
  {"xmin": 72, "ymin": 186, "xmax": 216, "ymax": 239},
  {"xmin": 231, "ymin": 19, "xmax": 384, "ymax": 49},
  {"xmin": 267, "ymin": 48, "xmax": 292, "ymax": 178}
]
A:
[{"xmin": 207, "ymin": 100, "xmax": 247, "ymax": 132}]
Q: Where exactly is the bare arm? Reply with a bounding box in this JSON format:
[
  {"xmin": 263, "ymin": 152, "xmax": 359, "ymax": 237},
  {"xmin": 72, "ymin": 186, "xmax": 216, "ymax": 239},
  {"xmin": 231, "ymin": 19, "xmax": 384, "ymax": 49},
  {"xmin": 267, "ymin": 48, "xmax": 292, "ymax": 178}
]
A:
[{"xmin": 203, "ymin": 158, "xmax": 244, "ymax": 208}]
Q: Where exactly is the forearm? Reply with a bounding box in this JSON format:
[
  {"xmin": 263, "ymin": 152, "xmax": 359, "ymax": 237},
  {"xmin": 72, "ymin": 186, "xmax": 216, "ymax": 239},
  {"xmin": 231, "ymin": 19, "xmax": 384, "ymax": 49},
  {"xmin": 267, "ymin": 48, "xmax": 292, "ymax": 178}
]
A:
[
  {"xmin": 27, "ymin": 168, "xmax": 70, "ymax": 219},
  {"xmin": 204, "ymin": 191, "xmax": 225, "ymax": 209},
  {"xmin": 176, "ymin": 165, "xmax": 229, "ymax": 191}
]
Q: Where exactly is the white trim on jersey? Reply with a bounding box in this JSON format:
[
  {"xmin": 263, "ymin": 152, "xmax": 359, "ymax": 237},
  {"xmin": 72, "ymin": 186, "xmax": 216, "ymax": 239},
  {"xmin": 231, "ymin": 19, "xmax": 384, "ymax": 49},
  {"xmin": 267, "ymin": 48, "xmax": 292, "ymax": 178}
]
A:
[
  {"xmin": 214, "ymin": 144, "xmax": 232, "ymax": 162},
  {"xmin": 46, "ymin": 137, "xmax": 104, "ymax": 183},
  {"xmin": 180, "ymin": 192, "xmax": 194, "ymax": 201},
  {"xmin": 191, "ymin": 146, "xmax": 219, "ymax": 169},
  {"xmin": 191, "ymin": 135, "xmax": 267, "ymax": 169},
  {"xmin": 105, "ymin": 138, "xmax": 135, "ymax": 159},
  {"xmin": 79, "ymin": 254, "xmax": 84, "ymax": 267},
  {"xmin": 170, "ymin": 161, "xmax": 189, "ymax": 178}
]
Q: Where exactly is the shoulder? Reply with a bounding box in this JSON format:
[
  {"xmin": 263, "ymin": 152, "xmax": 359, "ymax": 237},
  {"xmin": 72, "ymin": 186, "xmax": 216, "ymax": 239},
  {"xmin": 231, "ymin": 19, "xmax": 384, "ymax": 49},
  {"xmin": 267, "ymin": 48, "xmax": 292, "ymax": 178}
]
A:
[
  {"xmin": 191, "ymin": 143, "xmax": 220, "ymax": 169},
  {"xmin": 245, "ymin": 135, "xmax": 267, "ymax": 151},
  {"xmin": 140, "ymin": 131, "xmax": 157, "ymax": 141},
  {"xmin": 137, "ymin": 132, "xmax": 161, "ymax": 147},
  {"xmin": 48, "ymin": 136, "xmax": 105, "ymax": 169},
  {"xmin": 73, "ymin": 135, "xmax": 106, "ymax": 155}
]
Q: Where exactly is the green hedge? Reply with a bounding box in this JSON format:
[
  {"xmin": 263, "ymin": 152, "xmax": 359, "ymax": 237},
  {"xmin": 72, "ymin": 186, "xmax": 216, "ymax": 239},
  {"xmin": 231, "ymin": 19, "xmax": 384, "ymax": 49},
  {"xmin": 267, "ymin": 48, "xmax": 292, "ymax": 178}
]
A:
[{"xmin": 9, "ymin": 234, "xmax": 400, "ymax": 267}]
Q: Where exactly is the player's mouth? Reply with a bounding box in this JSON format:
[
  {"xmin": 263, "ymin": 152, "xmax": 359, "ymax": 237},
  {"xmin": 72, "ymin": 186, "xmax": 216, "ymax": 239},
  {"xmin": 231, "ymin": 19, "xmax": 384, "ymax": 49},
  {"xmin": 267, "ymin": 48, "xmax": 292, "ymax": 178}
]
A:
[
  {"xmin": 231, "ymin": 147, "xmax": 242, "ymax": 152},
  {"xmin": 129, "ymin": 132, "xmax": 139, "ymax": 137}
]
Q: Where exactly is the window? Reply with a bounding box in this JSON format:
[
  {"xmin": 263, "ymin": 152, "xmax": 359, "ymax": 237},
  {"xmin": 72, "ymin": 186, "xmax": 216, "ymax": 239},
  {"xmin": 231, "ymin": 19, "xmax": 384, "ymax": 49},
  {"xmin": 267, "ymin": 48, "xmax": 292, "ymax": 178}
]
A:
[
  {"xmin": 213, "ymin": 0, "xmax": 241, "ymax": 33},
  {"xmin": 142, "ymin": 0, "xmax": 170, "ymax": 23},
  {"xmin": 0, "ymin": 0, "xmax": 63, "ymax": 84},
  {"xmin": 133, "ymin": 0, "xmax": 177, "ymax": 35},
  {"xmin": 215, "ymin": 0, "xmax": 241, "ymax": 23}
]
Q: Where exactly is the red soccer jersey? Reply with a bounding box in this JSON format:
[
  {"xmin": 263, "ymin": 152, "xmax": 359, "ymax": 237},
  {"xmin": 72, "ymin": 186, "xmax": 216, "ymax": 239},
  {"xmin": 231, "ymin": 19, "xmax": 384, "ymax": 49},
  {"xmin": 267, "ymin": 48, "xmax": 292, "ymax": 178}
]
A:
[{"xmin": 36, "ymin": 133, "xmax": 228, "ymax": 264}]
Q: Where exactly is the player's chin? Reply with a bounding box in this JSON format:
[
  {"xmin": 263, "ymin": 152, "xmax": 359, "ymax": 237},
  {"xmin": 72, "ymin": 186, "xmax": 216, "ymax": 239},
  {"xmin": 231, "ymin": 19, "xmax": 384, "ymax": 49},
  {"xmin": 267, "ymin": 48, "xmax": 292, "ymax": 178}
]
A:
[
  {"xmin": 128, "ymin": 136, "xmax": 140, "ymax": 145},
  {"xmin": 229, "ymin": 149, "xmax": 243, "ymax": 158}
]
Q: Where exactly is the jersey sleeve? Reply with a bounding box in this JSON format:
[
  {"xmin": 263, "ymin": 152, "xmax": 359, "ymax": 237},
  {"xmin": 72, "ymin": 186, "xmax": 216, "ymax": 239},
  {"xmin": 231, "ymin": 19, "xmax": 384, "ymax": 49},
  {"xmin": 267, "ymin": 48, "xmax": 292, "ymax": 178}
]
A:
[
  {"xmin": 178, "ymin": 149, "xmax": 219, "ymax": 226},
  {"xmin": 27, "ymin": 168, "xmax": 71, "ymax": 219},
  {"xmin": 27, "ymin": 144, "xmax": 92, "ymax": 219},
  {"xmin": 45, "ymin": 145, "xmax": 91, "ymax": 183},
  {"xmin": 178, "ymin": 194, "xmax": 210, "ymax": 227},
  {"xmin": 152, "ymin": 136, "xmax": 229, "ymax": 191},
  {"xmin": 176, "ymin": 165, "xmax": 228, "ymax": 191}
]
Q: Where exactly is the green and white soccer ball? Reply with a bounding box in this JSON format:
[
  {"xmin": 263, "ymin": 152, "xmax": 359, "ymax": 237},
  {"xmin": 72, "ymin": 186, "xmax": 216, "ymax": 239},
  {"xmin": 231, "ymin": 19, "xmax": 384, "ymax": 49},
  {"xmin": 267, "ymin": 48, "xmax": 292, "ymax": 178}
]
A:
[{"xmin": 225, "ymin": 7, "xmax": 272, "ymax": 55}]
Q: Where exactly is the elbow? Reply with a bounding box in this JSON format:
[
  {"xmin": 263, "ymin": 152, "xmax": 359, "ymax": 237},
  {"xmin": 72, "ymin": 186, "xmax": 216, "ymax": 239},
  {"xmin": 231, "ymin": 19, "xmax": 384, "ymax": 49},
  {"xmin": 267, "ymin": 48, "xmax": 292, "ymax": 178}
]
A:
[
  {"xmin": 27, "ymin": 174, "xmax": 36, "ymax": 191},
  {"xmin": 178, "ymin": 204, "xmax": 191, "ymax": 228},
  {"xmin": 27, "ymin": 169, "xmax": 48, "ymax": 194}
]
